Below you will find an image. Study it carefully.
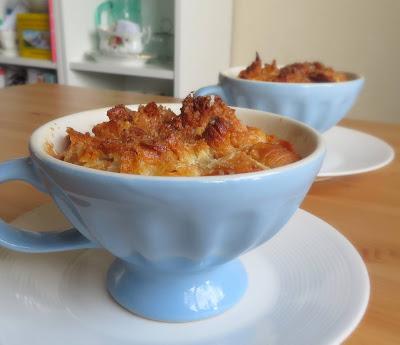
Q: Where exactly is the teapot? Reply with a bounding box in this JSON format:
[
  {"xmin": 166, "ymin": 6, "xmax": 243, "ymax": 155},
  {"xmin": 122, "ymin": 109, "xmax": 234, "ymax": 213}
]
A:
[
  {"xmin": 95, "ymin": 0, "xmax": 151, "ymax": 57},
  {"xmin": 97, "ymin": 20, "xmax": 151, "ymax": 57}
]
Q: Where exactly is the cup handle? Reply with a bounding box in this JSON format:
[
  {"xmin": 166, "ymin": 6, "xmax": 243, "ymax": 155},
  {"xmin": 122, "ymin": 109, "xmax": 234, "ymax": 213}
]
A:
[
  {"xmin": 195, "ymin": 85, "xmax": 227, "ymax": 102},
  {"xmin": 95, "ymin": 0, "xmax": 113, "ymax": 29},
  {"xmin": 0, "ymin": 157, "xmax": 97, "ymax": 253}
]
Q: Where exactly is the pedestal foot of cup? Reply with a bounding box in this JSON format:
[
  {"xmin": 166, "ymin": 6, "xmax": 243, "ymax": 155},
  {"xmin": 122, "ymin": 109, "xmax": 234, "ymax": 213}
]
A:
[{"xmin": 107, "ymin": 258, "xmax": 248, "ymax": 322}]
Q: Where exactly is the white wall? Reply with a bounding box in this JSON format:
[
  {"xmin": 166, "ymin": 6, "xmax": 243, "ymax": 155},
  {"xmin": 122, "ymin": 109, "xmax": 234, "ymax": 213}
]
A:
[{"xmin": 232, "ymin": 0, "xmax": 400, "ymax": 123}]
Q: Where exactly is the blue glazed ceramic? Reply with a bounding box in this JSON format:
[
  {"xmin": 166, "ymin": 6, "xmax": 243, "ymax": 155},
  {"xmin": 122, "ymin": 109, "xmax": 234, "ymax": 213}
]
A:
[
  {"xmin": 195, "ymin": 67, "xmax": 365, "ymax": 132},
  {"xmin": 0, "ymin": 104, "xmax": 325, "ymax": 322}
]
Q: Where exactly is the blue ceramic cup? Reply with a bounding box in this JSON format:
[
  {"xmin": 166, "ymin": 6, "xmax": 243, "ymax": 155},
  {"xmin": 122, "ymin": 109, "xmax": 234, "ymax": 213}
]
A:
[
  {"xmin": 196, "ymin": 67, "xmax": 364, "ymax": 132},
  {"xmin": 0, "ymin": 104, "xmax": 325, "ymax": 322}
]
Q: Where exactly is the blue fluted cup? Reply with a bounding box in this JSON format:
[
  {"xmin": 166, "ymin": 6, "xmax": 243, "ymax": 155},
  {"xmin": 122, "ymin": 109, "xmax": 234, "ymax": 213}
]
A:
[
  {"xmin": 0, "ymin": 104, "xmax": 325, "ymax": 322},
  {"xmin": 196, "ymin": 67, "xmax": 364, "ymax": 132}
]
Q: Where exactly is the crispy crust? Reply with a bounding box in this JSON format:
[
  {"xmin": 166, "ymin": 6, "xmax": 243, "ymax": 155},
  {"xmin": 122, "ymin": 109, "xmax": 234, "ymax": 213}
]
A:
[
  {"xmin": 59, "ymin": 94, "xmax": 300, "ymax": 176},
  {"xmin": 239, "ymin": 53, "xmax": 348, "ymax": 83}
]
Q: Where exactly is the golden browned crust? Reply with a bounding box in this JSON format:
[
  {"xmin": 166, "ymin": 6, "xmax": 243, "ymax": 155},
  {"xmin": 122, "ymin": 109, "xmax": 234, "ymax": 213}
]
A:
[
  {"xmin": 58, "ymin": 94, "xmax": 299, "ymax": 176},
  {"xmin": 239, "ymin": 53, "xmax": 348, "ymax": 83}
]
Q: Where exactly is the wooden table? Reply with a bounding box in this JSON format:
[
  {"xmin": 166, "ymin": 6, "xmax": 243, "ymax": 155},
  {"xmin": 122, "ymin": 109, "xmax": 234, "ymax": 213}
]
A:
[{"xmin": 0, "ymin": 84, "xmax": 399, "ymax": 344}]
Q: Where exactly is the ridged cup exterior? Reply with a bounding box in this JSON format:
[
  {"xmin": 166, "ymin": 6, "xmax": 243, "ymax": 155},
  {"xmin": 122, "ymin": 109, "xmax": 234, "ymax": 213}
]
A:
[{"xmin": 32, "ymin": 156, "xmax": 322, "ymax": 273}]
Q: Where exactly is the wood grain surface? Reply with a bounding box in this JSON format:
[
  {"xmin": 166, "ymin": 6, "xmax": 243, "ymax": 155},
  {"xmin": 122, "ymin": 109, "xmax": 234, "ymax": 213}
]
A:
[{"xmin": 0, "ymin": 84, "xmax": 399, "ymax": 344}]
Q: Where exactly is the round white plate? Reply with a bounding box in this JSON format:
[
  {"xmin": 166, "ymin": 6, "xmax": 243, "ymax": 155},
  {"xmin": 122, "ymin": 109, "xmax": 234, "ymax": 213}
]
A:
[
  {"xmin": 319, "ymin": 126, "xmax": 394, "ymax": 178},
  {"xmin": 0, "ymin": 204, "xmax": 369, "ymax": 345}
]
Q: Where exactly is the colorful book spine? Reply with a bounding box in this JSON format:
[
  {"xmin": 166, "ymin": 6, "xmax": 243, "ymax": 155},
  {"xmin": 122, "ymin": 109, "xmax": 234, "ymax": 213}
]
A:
[
  {"xmin": 17, "ymin": 13, "xmax": 52, "ymax": 60},
  {"xmin": 48, "ymin": 0, "xmax": 57, "ymax": 63}
]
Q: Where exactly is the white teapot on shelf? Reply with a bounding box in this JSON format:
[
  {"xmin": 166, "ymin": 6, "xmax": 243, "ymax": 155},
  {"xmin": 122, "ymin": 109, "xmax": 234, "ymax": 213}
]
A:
[{"xmin": 98, "ymin": 19, "xmax": 151, "ymax": 58}]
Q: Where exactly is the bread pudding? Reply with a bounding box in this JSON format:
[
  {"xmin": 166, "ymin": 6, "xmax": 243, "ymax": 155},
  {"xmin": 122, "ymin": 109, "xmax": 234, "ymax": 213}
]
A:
[
  {"xmin": 57, "ymin": 95, "xmax": 299, "ymax": 176},
  {"xmin": 239, "ymin": 53, "xmax": 347, "ymax": 83}
]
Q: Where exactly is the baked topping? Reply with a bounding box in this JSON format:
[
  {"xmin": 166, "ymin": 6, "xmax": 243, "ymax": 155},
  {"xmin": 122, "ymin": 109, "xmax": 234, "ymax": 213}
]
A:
[
  {"xmin": 239, "ymin": 53, "xmax": 348, "ymax": 83},
  {"xmin": 58, "ymin": 94, "xmax": 300, "ymax": 176}
]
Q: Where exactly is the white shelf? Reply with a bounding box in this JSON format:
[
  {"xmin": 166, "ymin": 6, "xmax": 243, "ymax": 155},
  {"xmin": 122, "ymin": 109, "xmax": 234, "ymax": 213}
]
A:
[
  {"xmin": 69, "ymin": 60, "xmax": 174, "ymax": 80},
  {"xmin": 0, "ymin": 55, "xmax": 57, "ymax": 70}
]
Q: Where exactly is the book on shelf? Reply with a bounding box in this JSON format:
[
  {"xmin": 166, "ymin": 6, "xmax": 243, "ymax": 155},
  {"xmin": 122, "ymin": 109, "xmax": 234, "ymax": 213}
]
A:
[
  {"xmin": 16, "ymin": 13, "xmax": 51, "ymax": 60},
  {"xmin": 0, "ymin": 65, "xmax": 57, "ymax": 86}
]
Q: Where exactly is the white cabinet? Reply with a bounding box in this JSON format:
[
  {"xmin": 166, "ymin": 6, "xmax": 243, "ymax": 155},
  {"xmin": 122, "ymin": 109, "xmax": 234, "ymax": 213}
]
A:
[{"xmin": 53, "ymin": 0, "xmax": 233, "ymax": 97}]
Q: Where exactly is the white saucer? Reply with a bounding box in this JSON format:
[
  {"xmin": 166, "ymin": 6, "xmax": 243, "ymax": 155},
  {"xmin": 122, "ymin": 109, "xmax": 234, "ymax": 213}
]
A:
[
  {"xmin": 84, "ymin": 51, "xmax": 153, "ymax": 67},
  {"xmin": 318, "ymin": 126, "xmax": 395, "ymax": 178},
  {"xmin": 0, "ymin": 204, "xmax": 369, "ymax": 345}
]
